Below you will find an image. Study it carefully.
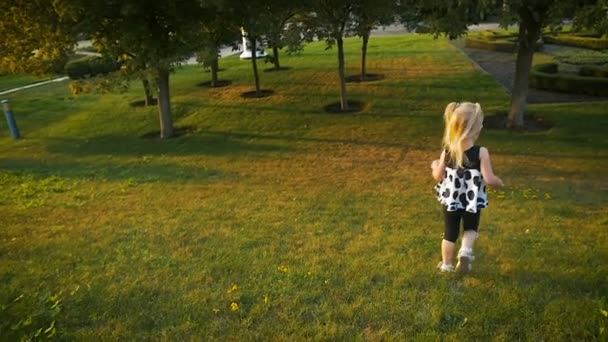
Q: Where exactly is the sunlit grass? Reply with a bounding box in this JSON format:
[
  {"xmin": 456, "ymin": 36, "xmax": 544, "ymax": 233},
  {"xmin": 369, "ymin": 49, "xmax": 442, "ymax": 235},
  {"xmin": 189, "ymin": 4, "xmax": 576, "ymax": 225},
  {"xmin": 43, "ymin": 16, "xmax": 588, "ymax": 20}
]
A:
[{"xmin": 0, "ymin": 34, "xmax": 607, "ymax": 340}]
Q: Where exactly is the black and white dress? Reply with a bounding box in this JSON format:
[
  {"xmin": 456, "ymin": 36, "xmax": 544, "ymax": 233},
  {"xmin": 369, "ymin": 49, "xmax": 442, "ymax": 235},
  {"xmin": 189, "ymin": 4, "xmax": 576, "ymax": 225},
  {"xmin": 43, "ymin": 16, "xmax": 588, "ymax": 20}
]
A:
[{"xmin": 435, "ymin": 145, "xmax": 488, "ymax": 213}]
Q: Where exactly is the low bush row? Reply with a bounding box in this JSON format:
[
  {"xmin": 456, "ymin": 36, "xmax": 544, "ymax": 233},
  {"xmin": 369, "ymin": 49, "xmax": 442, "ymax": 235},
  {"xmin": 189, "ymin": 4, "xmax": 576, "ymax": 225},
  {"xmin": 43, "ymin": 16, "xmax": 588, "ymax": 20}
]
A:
[
  {"xmin": 65, "ymin": 56, "xmax": 119, "ymax": 80},
  {"xmin": 530, "ymin": 63, "xmax": 608, "ymax": 96}
]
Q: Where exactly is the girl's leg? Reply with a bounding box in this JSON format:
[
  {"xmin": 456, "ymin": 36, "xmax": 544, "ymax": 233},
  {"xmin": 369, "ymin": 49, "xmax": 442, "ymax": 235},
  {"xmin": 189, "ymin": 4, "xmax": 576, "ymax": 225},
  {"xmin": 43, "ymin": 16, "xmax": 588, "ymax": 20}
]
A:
[
  {"xmin": 456, "ymin": 211, "xmax": 481, "ymax": 273},
  {"xmin": 441, "ymin": 209, "xmax": 461, "ymax": 270}
]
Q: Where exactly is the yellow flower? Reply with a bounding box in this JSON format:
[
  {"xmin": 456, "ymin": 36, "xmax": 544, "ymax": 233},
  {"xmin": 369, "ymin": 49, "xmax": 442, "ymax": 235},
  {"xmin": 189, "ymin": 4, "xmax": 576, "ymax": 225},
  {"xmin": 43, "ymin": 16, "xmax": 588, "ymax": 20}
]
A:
[
  {"xmin": 230, "ymin": 302, "xmax": 239, "ymax": 312},
  {"xmin": 263, "ymin": 295, "xmax": 269, "ymax": 304},
  {"xmin": 277, "ymin": 265, "xmax": 289, "ymax": 273},
  {"xmin": 227, "ymin": 284, "xmax": 238, "ymax": 294}
]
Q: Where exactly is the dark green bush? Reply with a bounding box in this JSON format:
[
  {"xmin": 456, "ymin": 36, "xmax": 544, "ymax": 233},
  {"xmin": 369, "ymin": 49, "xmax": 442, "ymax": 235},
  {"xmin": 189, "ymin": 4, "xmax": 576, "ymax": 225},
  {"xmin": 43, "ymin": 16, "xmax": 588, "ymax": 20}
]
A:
[
  {"xmin": 65, "ymin": 56, "xmax": 118, "ymax": 80},
  {"xmin": 543, "ymin": 34, "xmax": 608, "ymax": 50},
  {"xmin": 465, "ymin": 37, "xmax": 517, "ymax": 53},
  {"xmin": 530, "ymin": 63, "xmax": 608, "ymax": 96},
  {"xmin": 465, "ymin": 31, "xmax": 542, "ymax": 53},
  {"xmin": 579, "ymin": 65, "xmax": 608, "ymax": 78}
]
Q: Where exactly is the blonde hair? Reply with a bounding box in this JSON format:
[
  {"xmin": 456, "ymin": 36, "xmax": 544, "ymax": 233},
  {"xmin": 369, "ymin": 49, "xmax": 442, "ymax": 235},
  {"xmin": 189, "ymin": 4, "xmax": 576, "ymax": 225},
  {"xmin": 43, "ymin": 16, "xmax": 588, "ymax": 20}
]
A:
[{"xmin": 442, "ymin": 102, "xmax": 484, "ymax": 168}]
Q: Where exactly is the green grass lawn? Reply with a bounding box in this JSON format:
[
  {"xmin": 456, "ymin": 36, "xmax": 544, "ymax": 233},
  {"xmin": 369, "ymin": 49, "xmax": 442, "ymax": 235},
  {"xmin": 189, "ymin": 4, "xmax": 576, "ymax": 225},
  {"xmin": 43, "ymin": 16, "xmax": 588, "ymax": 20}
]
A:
[
  {"xmin": 0, "ymin": 74, "xmax": 55, "ymax": 93},
  {"xmin": 1, "ymin": 34, "xmax": 607, "ymax": 340}
]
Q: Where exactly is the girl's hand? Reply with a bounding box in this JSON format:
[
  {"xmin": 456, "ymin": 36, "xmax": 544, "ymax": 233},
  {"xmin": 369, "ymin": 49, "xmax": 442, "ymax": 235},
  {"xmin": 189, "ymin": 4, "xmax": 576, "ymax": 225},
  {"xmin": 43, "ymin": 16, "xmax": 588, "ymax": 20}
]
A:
[{"xmin": 431, "ymin": 159, "xmax": 440, "ymax": 169}]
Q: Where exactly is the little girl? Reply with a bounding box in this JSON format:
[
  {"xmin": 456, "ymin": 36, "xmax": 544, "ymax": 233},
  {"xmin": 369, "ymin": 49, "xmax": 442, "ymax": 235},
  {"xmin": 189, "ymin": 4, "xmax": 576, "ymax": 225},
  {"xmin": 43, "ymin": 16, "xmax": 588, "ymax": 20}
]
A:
[{"xmin": 431, "ymin": 102, "xmax": 503, "ymax": 273}]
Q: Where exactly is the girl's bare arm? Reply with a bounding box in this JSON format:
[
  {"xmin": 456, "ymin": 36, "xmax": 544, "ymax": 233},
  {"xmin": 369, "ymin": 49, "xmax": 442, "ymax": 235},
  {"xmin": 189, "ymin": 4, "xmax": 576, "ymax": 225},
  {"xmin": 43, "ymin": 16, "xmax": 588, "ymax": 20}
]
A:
[
  {"xmin": 431, "ymin": 150, "xmax": 446, "ymax": 182},
  {"xmin": 480, "ymin": 147, "xmax": 504, "ymax": 187}
]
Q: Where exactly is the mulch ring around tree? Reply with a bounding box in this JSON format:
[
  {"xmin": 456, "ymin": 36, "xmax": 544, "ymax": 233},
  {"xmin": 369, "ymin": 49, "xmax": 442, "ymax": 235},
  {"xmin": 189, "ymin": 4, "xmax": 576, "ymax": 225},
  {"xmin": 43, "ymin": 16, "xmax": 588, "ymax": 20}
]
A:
[
  {"xmin": 240, "ymin": 89, "xmax": 274, "ymax": 98},
  {"xmin": 484, "ymin": 111, "xmax": 553, "ymax": 132},
  {"xmin": 345, "ymin": 73, "xmax": 385, "ymax": 83},
  {"xmin": 323, "ymin": 100, "xmax": 366, "ymax": 114},
  {"xmin": 263, "ymin": 66, "xmax": 292, "ymax": 72},
  {"xmin": 197, "ymin": 80, "xmax": 232, "ymax": 88},
  {"xmin": 129, "ymin": 99, "xmax": 158, "ymax": 107},
  {"xmin": 140, "ymin": 125, "xmax": 197, "ymax": 139}
]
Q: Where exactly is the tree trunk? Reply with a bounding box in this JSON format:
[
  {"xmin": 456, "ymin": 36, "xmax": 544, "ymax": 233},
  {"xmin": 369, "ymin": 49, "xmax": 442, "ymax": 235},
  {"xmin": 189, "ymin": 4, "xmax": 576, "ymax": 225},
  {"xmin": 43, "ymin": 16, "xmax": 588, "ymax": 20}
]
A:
[
  {"xmin": 142, "ymin": 78, "xmax": 155, "ymax": 106},
  {"xmin": 508, "ymin": 10, "xmax": 541, "ymax": 128},
  {"xmin": 361, "ymin": 29, "xmax": 370, "ymax": 81},
  {"xmin": 250, "ymin": 36, "xmax": 261, "ymax": 97},
  {"xmin": 337, "ymin": 36, "xmax": 349, "ymax": 111},
  {"xmin": 210, "ymin": 55, "xmax": 219, "ymax": 88},
  {"xmin": 156, "ymin": 68, "xmax": 174, "ymax": 138},
  {"xmin": 272, "ymin": 45, "xmax": 280, "ymax": 70}
]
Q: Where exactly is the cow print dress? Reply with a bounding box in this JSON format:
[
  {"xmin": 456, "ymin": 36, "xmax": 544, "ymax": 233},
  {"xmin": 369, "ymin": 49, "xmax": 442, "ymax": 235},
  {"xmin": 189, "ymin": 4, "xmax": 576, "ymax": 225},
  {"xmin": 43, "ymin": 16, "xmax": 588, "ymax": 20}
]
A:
[{"xmin": 435, "ymin": 145, "xmax": 488, "ymax": 213}]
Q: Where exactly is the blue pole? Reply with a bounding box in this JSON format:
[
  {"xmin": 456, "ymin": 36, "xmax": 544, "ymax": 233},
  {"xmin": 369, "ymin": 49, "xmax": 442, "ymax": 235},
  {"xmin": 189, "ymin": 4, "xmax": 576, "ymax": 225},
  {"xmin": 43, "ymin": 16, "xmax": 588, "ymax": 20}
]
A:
[{"xmin": 2, "ymin": 100, "xmax": 20, "ymax": 139}]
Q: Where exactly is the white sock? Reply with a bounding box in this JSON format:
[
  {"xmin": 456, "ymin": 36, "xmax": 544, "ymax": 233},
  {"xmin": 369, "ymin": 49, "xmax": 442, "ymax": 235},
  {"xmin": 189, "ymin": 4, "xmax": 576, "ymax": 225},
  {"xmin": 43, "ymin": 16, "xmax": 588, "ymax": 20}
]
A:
[{"xmin": 459, "ymin": 247, "xmax": 473, "ymax": 257}]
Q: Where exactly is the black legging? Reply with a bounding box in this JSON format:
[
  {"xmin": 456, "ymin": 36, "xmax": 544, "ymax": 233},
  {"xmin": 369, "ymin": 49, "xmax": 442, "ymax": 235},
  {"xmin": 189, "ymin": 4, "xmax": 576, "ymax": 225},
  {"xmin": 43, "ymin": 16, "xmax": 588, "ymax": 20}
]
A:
[{"xmin": 443, "ymin": 208, "xmax": 481, "ymax": 243}]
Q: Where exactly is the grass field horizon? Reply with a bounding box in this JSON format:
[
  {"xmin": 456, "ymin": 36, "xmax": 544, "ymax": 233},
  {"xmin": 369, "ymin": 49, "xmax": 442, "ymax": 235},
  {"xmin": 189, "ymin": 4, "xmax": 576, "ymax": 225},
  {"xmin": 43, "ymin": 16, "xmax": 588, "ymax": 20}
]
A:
[{"xmin": 1, "ymin": 34, "xmax": 607, "ymax": 340}]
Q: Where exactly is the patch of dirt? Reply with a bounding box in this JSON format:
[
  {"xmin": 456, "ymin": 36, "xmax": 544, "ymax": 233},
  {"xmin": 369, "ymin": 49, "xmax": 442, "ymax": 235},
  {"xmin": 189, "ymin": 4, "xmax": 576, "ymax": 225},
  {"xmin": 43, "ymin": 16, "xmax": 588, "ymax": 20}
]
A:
[
  {"xmin": 451, "ymin": 40, "xmax": 608, "ymax": 103},
  {"xmin": 241, "ymin": 89, "xmax": 274, "ymax": 98},
  {"xmin": 140, "ymin": 126, "xmax": 197, "ymax": 139},
  {"xmin": 263, "ymin": 66, "xmax": 292, "ymax": 72},
  {"xmin": 130, "ymin": 99, "xmax": 158, "ymax": 107},
  {"xmin": 197, "ymin": 80, "xmax": 232, "ymax": 88},
  {"xmin": 345, "ymin": 73, "xmax": 385, "ymax": 83},
  {"xmin": 323, "ymin": 100, "xmax": 366, "ymax": 113},
  {"xmin": 484, "ymin": 111, "xmax": 553, "ymax": 132}
]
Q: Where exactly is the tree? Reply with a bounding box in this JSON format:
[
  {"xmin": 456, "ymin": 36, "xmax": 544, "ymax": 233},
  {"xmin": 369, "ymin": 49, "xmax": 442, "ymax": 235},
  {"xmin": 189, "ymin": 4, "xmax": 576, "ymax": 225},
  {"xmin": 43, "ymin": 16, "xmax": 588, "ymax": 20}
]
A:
[
  {"xmin": 197, "ymin": 4, "xmax": 240, "ymax": 87},
  {"xmin": 308, "ymin": 0, "xmax": 354, "ymax": 111},
  {"xmin": 224, "ymin": 0, "xmax": 281, "ymax": 98},
  {"xmin": 499, "ymin": 1, "xmax": 591, "ymax": 127},
  {"xmin": 80, "ymin": 0, "xmax": 206, "ymax": 138},
  {"xmin": 0, "ymin": 0, "xmax": 80, "ymax": 75},
  {"xmin": 351, "ymin": 0, "xmax": 397, "ymax": 81},
  {"xmin": 264, "ymin": 2, "xmax": 308, "ymax": 71},
  {"xmin": 411, "ymin": 0, "xmax": 602, "ymax": 128}
]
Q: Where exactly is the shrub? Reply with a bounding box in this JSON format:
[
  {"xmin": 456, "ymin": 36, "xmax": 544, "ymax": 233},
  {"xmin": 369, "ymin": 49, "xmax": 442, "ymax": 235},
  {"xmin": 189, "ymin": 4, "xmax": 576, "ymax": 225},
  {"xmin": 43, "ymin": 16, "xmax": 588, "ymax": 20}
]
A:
[
  {"xmin": 465, "ymin": 37, "xmax": 516, "ymax": 53},
  {"xmin": 530, "ymin": 63, "xmax": 608, "ymax": 96},
  {"xmin": 543, "ymin": 34, "xmax": 608, "ymax": 50},
  {"xmin": 65, "ymin": 56, "xmax": 118, "ymax": 80},
  {"xmin": 465, "ymin": 30, "xmax": 542, "ymax": 53},
  {"xmin": 553, "ymin": 49, "xmax": 608, "ymax": 65},
  {"xmin": 578, "ymin": 65, "xmax": 608, "ymax": 78}
]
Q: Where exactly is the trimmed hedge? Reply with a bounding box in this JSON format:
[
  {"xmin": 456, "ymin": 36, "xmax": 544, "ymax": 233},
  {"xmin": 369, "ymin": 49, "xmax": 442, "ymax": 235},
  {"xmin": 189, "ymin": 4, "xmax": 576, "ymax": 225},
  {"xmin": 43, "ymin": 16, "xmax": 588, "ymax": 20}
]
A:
[
  {"xmin": 465, "ymin": 31, "xmax": 542, "ymax": 53},
  {"xmin": 530, "ymin": 63, "xmax": 608, "ymax": 96},
  {"xmin": 65, "ymin": 56, "xmax": 119, "ymax": 80},
  {"xmin": 579, "ymin": 65, "xmax": 608, "ymax": 78},
  {"xmin": 465, "ymin": 37, "xmax": 517, "ymax": 53},
  {"xmin": 543, "ymin": 34, "xmax": 608, "ymax": 50}
]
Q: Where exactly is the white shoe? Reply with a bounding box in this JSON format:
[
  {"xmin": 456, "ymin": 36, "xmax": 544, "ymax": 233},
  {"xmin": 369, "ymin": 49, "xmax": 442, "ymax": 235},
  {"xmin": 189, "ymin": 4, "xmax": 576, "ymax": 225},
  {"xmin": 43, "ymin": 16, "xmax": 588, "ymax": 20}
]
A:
[
  {"xmin": 455, "ymin": 250, "xmax": 475, "ymax": 274},
  {"xmin": 437, "ymin": 261, "xmax": 454, "ymax": 273}
]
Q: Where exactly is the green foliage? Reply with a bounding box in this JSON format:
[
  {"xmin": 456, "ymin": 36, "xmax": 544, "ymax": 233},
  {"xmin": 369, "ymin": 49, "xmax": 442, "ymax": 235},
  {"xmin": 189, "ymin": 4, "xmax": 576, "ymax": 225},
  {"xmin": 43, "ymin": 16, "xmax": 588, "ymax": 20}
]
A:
[
  {"xmin": 530, "ymin": 62, "xmax": 608, "ymax": 96},
  {"xmin": 0, "ymin": 0, "xmax": 79, "ymax": 75},
  {"xmin": 543, "ymin": 34, "xmax": 608, "ymax": 51},
  {"xmin": 0, "ymin": 33, "xmax": 607, "ymax": 342},
  {"xmin": 465, "ymin": 37, "xmax": 518, "ymax": 53},
  {"xmin": 465, "ymin": 31, "xmax": 542, "ymax": 53},
  {"xmin": 579, "ymin": 65, "xmax": 608, "ymax": 78},
  {"xmin": 553, "ymin": 49, "xmax": 608, "ymax": 65},
  {"xmin": 65, "ymin": 56, "xmax": 119, "ymax": 80}
]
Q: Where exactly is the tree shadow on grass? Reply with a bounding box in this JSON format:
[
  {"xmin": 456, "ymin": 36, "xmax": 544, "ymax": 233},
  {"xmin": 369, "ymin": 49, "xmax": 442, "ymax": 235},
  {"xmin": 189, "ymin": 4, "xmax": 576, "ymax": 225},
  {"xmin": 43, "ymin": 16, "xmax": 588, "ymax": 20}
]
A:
[
  {"xmin": 41, "ymin": 132, "xmax": 293, "ymax": 158},
  {"xmin": 0, "ymin": 157, "xmax": 230, "ymax": 183}
]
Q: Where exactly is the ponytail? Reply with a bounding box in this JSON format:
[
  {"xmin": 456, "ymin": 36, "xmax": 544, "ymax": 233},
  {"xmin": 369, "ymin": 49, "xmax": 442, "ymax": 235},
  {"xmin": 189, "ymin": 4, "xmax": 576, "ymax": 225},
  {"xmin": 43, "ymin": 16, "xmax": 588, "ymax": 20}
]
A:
[{"xmin": 442, "ymin": 102, "xmax": 484, "ymax": 169}]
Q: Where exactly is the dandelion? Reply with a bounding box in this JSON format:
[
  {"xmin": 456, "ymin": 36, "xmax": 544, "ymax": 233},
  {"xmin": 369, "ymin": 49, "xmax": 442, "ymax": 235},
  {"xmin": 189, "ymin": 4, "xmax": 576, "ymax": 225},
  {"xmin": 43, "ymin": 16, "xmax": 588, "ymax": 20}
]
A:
[
  {"xmin": 277, "ymin": 265, "xmax": 289, "ymax": 273},
  {"xmin": 263, "ymin": 295, "xmax": 269, "ymax": 304},
  {"xmin": 227, "ymin": 284, "xmax": 238, "ymax": 294},
  {"xmin": 230, "ymin": 302, "xmax": 239, "ymax": 312}
]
